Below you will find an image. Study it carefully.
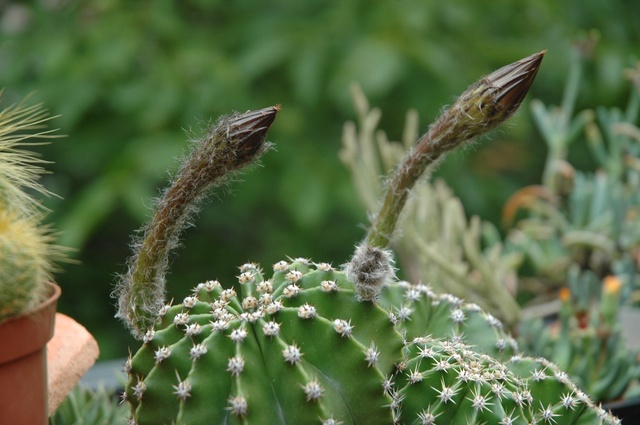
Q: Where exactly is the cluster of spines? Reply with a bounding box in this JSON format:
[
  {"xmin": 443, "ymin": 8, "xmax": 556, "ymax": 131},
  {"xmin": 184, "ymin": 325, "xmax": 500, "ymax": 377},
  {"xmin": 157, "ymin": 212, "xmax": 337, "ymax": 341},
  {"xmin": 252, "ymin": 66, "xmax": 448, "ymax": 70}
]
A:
[
  {"xmin": 392, "ymin": 338, "xmax": 620, "ymax": 424},
  {"xmin": 124, "ymin": 260, "xmax": 619, "ymax": 425},
  {"xmin": 379, "ymin": 281, "xmax": 519, "ymax": 362}
]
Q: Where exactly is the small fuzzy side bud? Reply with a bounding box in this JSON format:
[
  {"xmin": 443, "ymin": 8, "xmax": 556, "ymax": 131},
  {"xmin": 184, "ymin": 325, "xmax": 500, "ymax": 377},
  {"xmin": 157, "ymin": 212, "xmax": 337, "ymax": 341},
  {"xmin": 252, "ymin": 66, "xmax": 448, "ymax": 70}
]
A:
[{"xmin": 344, "ymin": 242, "xmax": 395, "ymax": 301}]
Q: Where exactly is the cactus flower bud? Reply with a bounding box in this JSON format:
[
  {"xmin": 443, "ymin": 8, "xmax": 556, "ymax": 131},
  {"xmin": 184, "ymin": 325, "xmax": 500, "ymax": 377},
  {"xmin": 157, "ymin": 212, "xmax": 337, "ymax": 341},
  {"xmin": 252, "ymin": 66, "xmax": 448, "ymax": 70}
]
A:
[
  {"xmin": 116, "ymin": 106, "xmax": 280, "ymax": 338},
  {"xmin": 350, "ymin": 52, "xmax": 544, "ymax": 299},
  {"xmin": 366, "ymin": 51, "xmax": 545, "ymax": 249}
]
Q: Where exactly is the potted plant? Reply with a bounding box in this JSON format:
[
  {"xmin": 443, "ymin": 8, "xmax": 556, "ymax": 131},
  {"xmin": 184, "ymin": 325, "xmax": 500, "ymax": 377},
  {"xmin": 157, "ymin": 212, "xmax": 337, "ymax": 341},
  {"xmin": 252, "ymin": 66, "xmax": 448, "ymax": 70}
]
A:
[
  {"xmin": 114, "ymin": 51, "xmax": 620, "ymax": 424},
  {"xmin": 0, "ymin": 94, "xmax": 65, "ymax": 424},
  {"xmin": 0, "ymin": 94, "xmax": 99, "ymax": 424}
]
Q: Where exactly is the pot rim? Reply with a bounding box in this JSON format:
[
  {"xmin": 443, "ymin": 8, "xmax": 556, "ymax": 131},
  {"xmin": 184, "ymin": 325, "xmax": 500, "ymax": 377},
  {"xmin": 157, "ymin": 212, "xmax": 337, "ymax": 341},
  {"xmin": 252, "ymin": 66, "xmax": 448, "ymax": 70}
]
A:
[
  {"xmin": 0, "ymin": 282, "xmax": 61, "ymax": 363},
  {"xmin": 1, "ymin": 282, "xmax": 61, "ymax": 320}
]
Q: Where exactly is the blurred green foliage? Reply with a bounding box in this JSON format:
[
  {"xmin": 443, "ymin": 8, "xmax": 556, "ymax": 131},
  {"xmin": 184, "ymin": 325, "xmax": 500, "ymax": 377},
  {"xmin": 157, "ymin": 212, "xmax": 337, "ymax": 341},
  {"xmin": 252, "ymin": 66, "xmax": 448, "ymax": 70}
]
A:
[
  {"xmin": 49, "ymin": 385, "xmax": 127, "ymax": 425},
  {"xmin": 1, "ymin": 0, "xmax": 638, "ymax": 359}
]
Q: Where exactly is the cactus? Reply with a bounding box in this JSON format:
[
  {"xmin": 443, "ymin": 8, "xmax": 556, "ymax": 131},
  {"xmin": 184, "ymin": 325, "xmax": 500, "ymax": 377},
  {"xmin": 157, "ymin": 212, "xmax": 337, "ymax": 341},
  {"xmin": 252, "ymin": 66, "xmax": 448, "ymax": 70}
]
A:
[
  {"xmin": 125, "ymin": 260, "xmax": 616, "ymax": 424},
  {"xmin": 0, "ymin": 208, "xmax": 56, "ymax": 319},
  {"xmin": 119, "ymin": 52, "xmax": 620, "ymax": 424},
  {"xmin": 0, "ymin": 93, "xmax": 61, "ymax": 321}
]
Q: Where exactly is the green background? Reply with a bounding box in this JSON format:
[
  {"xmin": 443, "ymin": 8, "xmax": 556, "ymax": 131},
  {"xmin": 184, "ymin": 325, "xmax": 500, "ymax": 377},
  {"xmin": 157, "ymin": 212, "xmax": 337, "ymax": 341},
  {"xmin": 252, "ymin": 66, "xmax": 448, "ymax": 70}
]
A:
[{"xmin": 1, "ymin": 0, "xmax": 638, "ymax": 358}]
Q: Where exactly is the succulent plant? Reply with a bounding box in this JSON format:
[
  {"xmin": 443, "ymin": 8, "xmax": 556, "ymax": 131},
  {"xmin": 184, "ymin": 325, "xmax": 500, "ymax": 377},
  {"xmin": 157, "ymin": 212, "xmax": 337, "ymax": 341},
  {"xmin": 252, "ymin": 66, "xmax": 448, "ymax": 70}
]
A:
[
  {"xmin": 504, "ymin": 47, "xmax": 640, "ymax": 294},
  {"xmin": 493, "ymin": 43, "xmax": 640, "ymax": 408},
  {"xmin": 118, "ymin": 52, "xmax": 620, "ymax": 424},
  {"xmin": 125, "ymin": 260, "xmax": 615, "ymax": 424},
  {"xmin": 0, "ymin": 93, "xmax": 62, "ymax": 321},
  {"xmin": 518, "ymin": 269, "xmax": 640, "ymax": 403},
  {"xmin": 50, "ymin": 384, "xmax": 128, "ymax": 425},
  {"xmin": 0, "ymin": 207, "xmax": 56, "ymax": 320}
]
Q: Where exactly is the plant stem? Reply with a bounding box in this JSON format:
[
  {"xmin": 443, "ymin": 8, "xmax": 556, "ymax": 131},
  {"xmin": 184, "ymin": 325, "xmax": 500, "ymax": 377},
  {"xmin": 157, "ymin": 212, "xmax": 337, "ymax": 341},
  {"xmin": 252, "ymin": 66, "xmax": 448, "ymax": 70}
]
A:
[
  {"xmin": 366, "ymin": 51, "xmax": 545, "ymax": 249},
  {"xmin": 116, "ymin": 106, "xmax": 279, "ymax": 338}
]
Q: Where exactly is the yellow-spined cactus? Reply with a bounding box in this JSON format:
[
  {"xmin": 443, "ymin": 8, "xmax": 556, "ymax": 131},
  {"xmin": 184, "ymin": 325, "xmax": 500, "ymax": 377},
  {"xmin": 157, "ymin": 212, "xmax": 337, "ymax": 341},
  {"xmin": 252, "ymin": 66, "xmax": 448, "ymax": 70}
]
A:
[
  {"xmin": 0, "ymin": 93, "xmax": 61, "ymax": 321},
  {"xmin": 0, "ymin": 208, "xmax": 55, "ymax": 320}
]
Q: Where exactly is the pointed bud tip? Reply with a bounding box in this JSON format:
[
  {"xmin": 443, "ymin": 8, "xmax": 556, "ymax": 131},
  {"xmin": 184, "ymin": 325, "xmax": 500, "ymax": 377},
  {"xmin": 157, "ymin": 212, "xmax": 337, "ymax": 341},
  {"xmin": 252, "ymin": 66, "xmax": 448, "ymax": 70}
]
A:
[
  {"xmin": 491, "ymin": 50, "xmax": 545, "ymax": 111},
  {"xmin": 232, "ymin": 104, "xmax": 280, "ymax": 132},
  {"xmin": 227, "ymin": 105, "xmax": 280, "ymax": 155}
]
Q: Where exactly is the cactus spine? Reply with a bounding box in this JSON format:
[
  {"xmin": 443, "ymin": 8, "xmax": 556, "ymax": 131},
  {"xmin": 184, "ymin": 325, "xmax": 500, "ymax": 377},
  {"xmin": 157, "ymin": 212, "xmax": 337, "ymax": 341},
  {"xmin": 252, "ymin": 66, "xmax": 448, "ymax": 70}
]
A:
[{"xmin": 120, "ymin": 53, "xmax": 621, "ymax": 424}]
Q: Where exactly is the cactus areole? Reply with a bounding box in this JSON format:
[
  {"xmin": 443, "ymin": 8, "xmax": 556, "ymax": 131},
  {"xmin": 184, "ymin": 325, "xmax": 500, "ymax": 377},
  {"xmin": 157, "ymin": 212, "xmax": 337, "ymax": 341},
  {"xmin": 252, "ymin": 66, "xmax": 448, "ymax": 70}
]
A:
[{"xmin": 118, "ymin": 52, "xmax": 621, "ymax": 424}]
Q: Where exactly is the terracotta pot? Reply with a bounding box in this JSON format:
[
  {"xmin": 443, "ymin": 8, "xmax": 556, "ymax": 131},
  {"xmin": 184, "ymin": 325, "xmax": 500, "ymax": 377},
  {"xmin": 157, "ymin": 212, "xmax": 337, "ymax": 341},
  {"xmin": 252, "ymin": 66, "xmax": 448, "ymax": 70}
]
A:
[{"xmin": 0, "ymin": 282, "xmax": 61, "ymax": 425}]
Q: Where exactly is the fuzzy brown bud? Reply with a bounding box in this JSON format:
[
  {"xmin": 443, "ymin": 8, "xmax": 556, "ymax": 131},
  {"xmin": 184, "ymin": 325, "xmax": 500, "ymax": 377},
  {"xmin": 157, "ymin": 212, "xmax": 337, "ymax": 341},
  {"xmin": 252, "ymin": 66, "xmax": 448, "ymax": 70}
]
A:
[
  {"xmin": 366, "ymin": 51, "xmax": 545, "ymax": 249},
  {"xmin": 116, "ymin": 106, "xmax": 279, "ymax": 338},
  {"xmin": 429, "ymin": 50, "xmax": 544, "ymax": 146}
]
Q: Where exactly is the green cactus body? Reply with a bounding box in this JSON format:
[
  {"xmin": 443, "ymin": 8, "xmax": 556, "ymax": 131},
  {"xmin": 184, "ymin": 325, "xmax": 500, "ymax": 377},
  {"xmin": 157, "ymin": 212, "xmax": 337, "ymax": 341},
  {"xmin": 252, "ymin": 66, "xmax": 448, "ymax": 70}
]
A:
[
  {"xmin": 125, "ymin": 260, "xmax": 618, "ymax": 425},
  {"xmin": 378, "ymin": 282, "xmax": 518, "ymax": 362},
  {"xmin": 126, "ymin": 260, "xmax": 402, "ymax": 424},
  {"xmin": 396, "ymin": 342, "xmax": 607, "ymax": 424}
]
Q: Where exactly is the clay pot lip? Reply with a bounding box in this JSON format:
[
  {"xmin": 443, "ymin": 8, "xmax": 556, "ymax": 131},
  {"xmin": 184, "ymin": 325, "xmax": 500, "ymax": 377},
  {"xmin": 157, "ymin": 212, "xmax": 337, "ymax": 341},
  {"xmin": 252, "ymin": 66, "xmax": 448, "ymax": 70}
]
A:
[
  {"xmin": 0, "ymin": 282, "xmax": 61, "ymax": 326},
  {"xmin": 37, "ymin": 281, "xmax": 61, "ymax": 314},
  {"xmin": 0, "ymin": 282, "xmax": 61, "ymax": 364}
]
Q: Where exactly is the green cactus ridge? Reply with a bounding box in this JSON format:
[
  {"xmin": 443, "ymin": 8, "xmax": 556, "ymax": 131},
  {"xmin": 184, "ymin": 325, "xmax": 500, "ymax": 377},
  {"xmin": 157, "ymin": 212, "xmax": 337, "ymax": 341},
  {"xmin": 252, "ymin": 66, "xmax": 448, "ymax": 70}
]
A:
[{"xmin": 125, "ymin": 260, "xmax": 618, "ymax": 424}]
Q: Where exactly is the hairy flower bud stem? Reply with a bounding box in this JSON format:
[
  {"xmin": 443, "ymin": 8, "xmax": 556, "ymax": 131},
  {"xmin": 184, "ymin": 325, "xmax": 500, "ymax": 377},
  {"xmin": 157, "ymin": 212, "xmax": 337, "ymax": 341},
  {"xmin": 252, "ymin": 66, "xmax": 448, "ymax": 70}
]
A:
[
  {"xmin": 366, "ymin": 51, "xmax": 545, "ymax": 249},
  {"xmin": 116, "ymin": 106, "xmax": 279, "ymax": 338},
  {"xmin": 347, "ymin": 52, "xmax": 544, "ymax": 301}
]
